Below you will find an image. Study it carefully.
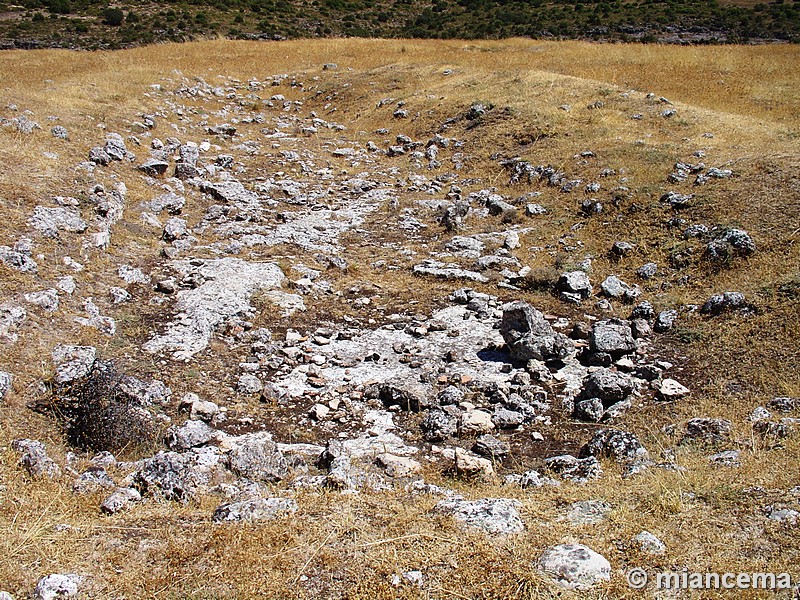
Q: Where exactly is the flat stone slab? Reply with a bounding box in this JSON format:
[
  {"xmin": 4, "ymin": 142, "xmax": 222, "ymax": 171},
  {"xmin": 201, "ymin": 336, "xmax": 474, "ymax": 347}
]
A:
[{"xmin": 143, "ymin": 258, "xmax": 285, "ymax": 360}]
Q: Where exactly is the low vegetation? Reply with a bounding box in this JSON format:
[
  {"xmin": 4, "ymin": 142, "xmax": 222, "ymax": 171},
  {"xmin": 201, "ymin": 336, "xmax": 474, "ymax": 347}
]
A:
[{"xmin": 0, "ymin": 0, "xmax": 799, "ymax": 49}]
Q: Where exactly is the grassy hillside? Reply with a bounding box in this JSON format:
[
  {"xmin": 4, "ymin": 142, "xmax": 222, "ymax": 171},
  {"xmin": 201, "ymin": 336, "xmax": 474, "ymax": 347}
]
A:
[
  {"xmin": 0, "ymin": 0, "xmax": 799, "ymax": 49},
  {"xmin": 0, "ymin": 39, "xmax": 798, "ymax": 598}
]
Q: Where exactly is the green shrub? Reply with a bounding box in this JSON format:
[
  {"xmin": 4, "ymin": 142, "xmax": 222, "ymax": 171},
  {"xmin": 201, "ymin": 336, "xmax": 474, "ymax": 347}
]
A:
[{"xmin": 102, "ymin": 7, "xmax": 124, "ymax": 26}]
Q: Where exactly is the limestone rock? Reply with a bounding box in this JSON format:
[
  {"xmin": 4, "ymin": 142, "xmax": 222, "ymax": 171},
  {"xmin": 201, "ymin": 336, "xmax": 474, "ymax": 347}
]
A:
[
  {"xmin": 223, "ymin": 432, "xmax": 288, "ymax": 482},
  {"xmin": 580, "ymin": 428, "xmax": 648, "ymax": 462},
  {"xmin": 538, "ymin": 544, "xmax": 611, "ymax": 590},
  {"xmin": 453, "ymin": 447, "xmax": 495, "ymax": 479},
  {"xmin": 435, "ymin": 497, "xmax": 523, "ymax": 534},
  {"xmin": 101, "ymin": 487, "xmax": 141, "ymax": 514},
  {"xmin": 33, "ymin": 574, "xmax": 83, "ymax": 600},
  {"xmin": 12, "ymin": 439, "xmax": 61, "ymax": 479},
  {"xmin": 499, "ymin": 301, "xmax": 574, "ymax": 362},
  {"xmin": 213, "ymin": 497, "xmax": 298, "ymax": 523},
  {"xmin": 143, "ymin": 258, "xmax": 285, "ymax": 360}
]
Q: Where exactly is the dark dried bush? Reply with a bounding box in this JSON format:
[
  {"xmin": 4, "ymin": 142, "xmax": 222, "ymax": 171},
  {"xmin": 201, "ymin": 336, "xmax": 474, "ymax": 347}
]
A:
[{"xmin": 35, "ymin": 361, "xmax": 161, "ymax": 456}]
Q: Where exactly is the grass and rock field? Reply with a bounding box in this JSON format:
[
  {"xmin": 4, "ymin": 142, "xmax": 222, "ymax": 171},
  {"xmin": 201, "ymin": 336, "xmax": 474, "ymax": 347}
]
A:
[{"xmin": 0, "ymin": 39, "xmax": 798, "ymax": 598}]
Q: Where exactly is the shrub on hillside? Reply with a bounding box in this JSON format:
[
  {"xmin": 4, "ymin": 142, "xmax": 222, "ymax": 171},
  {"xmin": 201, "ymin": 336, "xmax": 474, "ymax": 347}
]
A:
[
  {"xmin": 102, "ymin": 7, "xmax": 124, "ymax": 26},
  {"xmin": 36, "ymin": 360, "xmax": 163, "ymax": 455}
]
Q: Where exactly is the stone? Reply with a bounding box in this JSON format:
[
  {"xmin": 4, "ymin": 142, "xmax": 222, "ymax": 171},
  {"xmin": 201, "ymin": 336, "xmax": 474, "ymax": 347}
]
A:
[
  {"xmin": 420, "ymin": 411, "xmax": 457, "ymax": 442},
  {"xmin": 138, "ymin": 158, "xmax": 169, "ymax": 176},
  {"xmin": 134, "ymin": 448, "xmax": 224, "ymax": 502},
  {"xmin": 325, "ymin": 455, "xmax": 355, "ymax": 490},
  {"xmin": 12, "ymin": 439, "xmax": 61, "ymax": 479},
  {"xmin": 708, "ymin": 450, "xmax": 740, "ymax": 467},
  {"xmin": 142, "ymin": 259, "xmax": 286, "ymax": 360},
  {"xmin": 499, "ymin": 301, "xmax": 574, "ymax": 362},
  {"xmin": 654, "ymin": 310, "xmax": 678, "ymax": 332},
  {"xmin": 510, "ymin": 469, "xmax": 560, "ymax": 489},
  {"xmin": 71, "ymin": 466, "xmax": 115, "ymax": 494},
  {"xmin": 150, "ymin": 192, "xmax": 186, "ymax": 214},
  {"xmin": 682, "ymin": 418, "xmax": 732, "ymax": 445},
  {"xmin": 768, "ymin": 397, "xmax": 800, "ymax": 413},
  {"xmin": 558, "ymin": 271, "xmax": 592, "ymax": 299},
  {"xmin": 29, "ymin": 206, "xmax": 87, "ymax": 238},
  {"xmin": 453, "ymin": 447, "xmax": 495, "ymax": 479},
  {"xmin": 610, "ymin": 241, "xmax": 634, "ymax": 257},
  {"xmin": 441, "ymin": 201, "xmax": 470, "ymax": 231},
  {"xmin": 33, "ymin": 574, "xmax": 83, "ymax": 600},
  {"xmin": 630, "ymin": 301, "xmax": 654, "ymax": 321},
  {"xmin": 89, "ymin": 451, "xmax": 116, "ymax": 468},
  {"xmin": 74, "ymin": 299, "xmax": 116, "ymax": 336},
  {"xmin": 309, "ymin": 403, "xmax": 330, "ymax": 420},
  {"xmin": 544, "ymin": 455, "xmax": 602, "ymax": 483},
  {"xmin": 600, "ymin": 275, "xmax": 640, "ymax": 302},
  {"xmin": 223, "ymin": 432, "xmax": 288, "ymax": 482},
  {"xmin": 51, "ymin": 125, "xmax": 68, "ymax": 139},
  {"xmin": 118, "ymin": 265, "xmax": 150, "ymax": 284},
  {"xmin": 207, "ymin": 124, "xmax": 236, "ymax": 136},
  {"xmin": 580, "ymin": 199, "xmax": 603, "ymax": 215},
  {"xmin": 89, "ymin": 146, "xmax": 111, "ymax": 165},
  {"xmin": 435, "ymin": 497, "xmax": 523, "ymax": 534},
  {"xmin": 657, "ymin": 379, "xmax": 690, "ymax": 401},
  {"xmin": 492, "ymin": 409, "xmax": 524, "ymax": 429},
  {"xmin": 589, "ymin": 319, "xmax": 636, "ymax": 356},
  {"xmin": 661, "ymin": 191, "xmax": 693, "ymax": 208},
  {"xmin": 187, "ymin": 398, "xmax": 219, "ymax": 422},
  {"xmin": 162, "ymin": 217, "xmax": 188, "ymax": 241},
  {"xmin": 574, "ymin": 398, "xmax": 604, "ymax": 422},
  {"xmin": 376, "ymin": 453, "xmax": 422, "ymax": 477},
  {"xmin": 166, "ymin": 420, "xmax": 221, "ymax": 451},
  {"xmin": 213, "ymin": 497, "xmax": 298, "ymax": 523},
  {"xmin": 0, "ymin": 244, "xmax": 37, "ymax": 273},
  {"xmin": 765, "ymin": 506, "xmax": 799, "ymax": 525},
  {"xmin": 580, "ymin": 428, "xmax": 648, "ymax": 462},
  {"xmin": 636, "ymin": 262, "xmax": 658, "ymax": 280},
  {"xmin": 391, "ymin": 570, "xmax": 424, "ymax": 588},
  {"xmin": 705, "ymin": 228, "xmax": 755, "ymax": 262},
  {"xmin": 379, "ymin": 380, "xmax": 429, "ymax": 412},
  {"xmin": 486, "ymin": 195, "xmax": 517, "ymax": 219},
  {"xmin": 538, "ymin": 544, "xmax": 611, "ymax": 590},
  {"xmin": 581, "ymin": 369, "xmax": 634, "ymax": 404},
  {"xmin": 412, "ymin": 260, "xmax": 488, "ymax": 283},
  {"xmin": 57, "ymin": 276, "xmax": 76, "ymax": 295},
  {"xmin": 436, "ymin": 385, "xmax": 464, "ymax": 406},
  {"xmin": 701, "ymin": 292, "xmax": 747, "ymax": 315},
  {"xmin": 630, "ymin": 319, "xmax": 651, "ymax": 339},
  {"xmin": 445, "ymin": 236, "xmax": 484, "ymax": 257},
  {"xmin": 101, "ymin": 487, "xmax": 141, "ymax": 514},
  {"xmin": 200, "ymin": 179, "xmax": 257, "ymax": 205},
  {"xmin": 236, "ymin": 373, "xmax": 264, "ymax": 395},
  {"xmin": 460, "ymin": 410, "xmax": 495, "ymax": 435},
  {"xmin": 24, "ymin": 289, "xmax": 59, "ymax": 312},
  {"xmin": 0, "ymin": 371, "xmax": 12, "ymax": 401},
  {"xmin": 0, "ymin": 302, "xmax": 27, "ymax": 343},
  {"xmin": 473, "ymin": 434, "xmax": 510, "ymax": 459},
  {"xmin": 525, "ymin": 203, "xmax": 547, "ymax": 216},
  {"xmin": 104, "ymin": 133, "xmax": 128, "ymax": 161},
  {"xmin": 109, "ymin": 287, "xmax": 131, "ymax": 304},
  {"xmin": 633, "ymin": 530, "xmax": 666, "ymax": 554},
  {"xmin": 51, "ymin": 345, "xmax": 97, "ymax": 385}
]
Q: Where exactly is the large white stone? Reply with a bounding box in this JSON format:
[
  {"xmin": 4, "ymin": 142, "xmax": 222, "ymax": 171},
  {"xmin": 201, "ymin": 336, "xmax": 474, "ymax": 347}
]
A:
[{"xmin": 538, "ymin": 543, "xmax": 611, "ymax": 590}]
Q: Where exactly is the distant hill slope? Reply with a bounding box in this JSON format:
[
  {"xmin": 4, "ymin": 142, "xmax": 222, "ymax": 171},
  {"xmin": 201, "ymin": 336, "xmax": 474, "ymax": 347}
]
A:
[{"xmin": 0, "ymin": 0, "xmax": 798, "ymax": 49}]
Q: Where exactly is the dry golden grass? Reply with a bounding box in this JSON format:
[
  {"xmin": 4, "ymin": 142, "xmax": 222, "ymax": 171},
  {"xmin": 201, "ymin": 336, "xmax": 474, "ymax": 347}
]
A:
[{"xmin": 0, "ymin": 38, "xmax": 798, "ymax": 598}]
